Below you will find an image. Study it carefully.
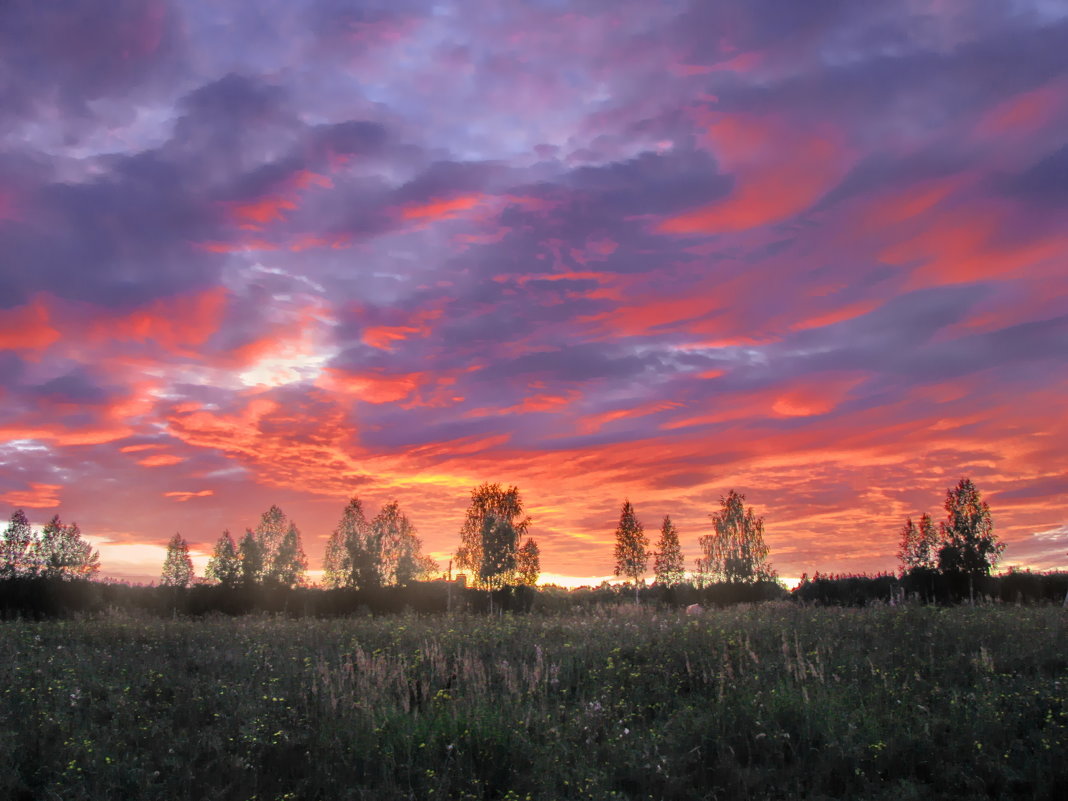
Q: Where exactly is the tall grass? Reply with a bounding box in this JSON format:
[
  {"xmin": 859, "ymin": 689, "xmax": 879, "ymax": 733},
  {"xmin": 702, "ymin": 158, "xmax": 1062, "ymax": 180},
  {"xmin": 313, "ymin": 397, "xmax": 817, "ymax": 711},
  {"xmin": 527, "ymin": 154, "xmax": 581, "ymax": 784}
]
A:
[{"xmin": 1, "ymin": 604, "xmax": 1065, "ymax": 800}]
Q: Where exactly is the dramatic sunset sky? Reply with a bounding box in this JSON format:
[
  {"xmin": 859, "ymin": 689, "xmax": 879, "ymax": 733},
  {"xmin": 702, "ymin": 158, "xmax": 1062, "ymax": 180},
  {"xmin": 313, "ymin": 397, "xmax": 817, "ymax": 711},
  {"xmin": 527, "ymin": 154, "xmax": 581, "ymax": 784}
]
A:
[{"xmin": 1, "ymin": 0, "xmax": 1066, "ymax": 585}]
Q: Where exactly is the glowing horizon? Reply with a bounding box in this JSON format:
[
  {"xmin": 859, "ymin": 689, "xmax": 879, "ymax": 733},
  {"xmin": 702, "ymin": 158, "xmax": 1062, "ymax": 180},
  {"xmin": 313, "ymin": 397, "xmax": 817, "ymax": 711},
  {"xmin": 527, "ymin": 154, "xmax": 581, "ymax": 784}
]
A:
[{"xmin": 1, "ymin": 0, "xmax": 1066, "ymax": 586}]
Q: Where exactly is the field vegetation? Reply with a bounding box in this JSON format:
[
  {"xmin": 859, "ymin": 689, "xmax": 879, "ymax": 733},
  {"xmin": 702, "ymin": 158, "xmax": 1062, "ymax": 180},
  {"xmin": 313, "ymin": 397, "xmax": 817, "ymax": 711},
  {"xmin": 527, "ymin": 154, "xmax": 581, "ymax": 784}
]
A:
[{"xmin": 2, "ymin": 604, "xmax": 1066, "ymax": 800}]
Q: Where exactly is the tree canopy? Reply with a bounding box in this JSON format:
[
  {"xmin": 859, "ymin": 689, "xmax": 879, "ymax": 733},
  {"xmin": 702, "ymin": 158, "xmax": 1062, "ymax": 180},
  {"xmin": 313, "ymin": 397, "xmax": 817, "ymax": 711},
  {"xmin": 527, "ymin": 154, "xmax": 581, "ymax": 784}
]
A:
[
  {"xmin": 456, "ymin": 483, "xmax": 530, "ymax": 589},
  {"xmin": 653, "ymin": 515, "xmax": 685, "ymax": 586},
  {"xmin": 205, "ymin": 530, "xmax": 241, "ymax": 587},
  {"xmin": 516, "ymin": 538, "xmax": 541, "ymax": 587},
  {"xmin": 937, "ymin": 478, "xmax": 1003, "ymax": 577},
  {"xmin": 0, "ymin": 509, "xmax": 33, "ymax": 578},
  {"xmin": 323, "ymin": 497, "xmax": 379, "ymax": 589},
  {"xmin": 613, "ymin": 499, "xmax": 647, "ymax": 599},
  {"xmin": 373, "ymin": 500, "xmax": 437, "ymax": 586},
  {"xmin": 696, "ymin": 491, "xmax": 775, "ymax": 584},
  {"xmin": 898, "ymin": 513, "xmax": 939, "ymax": 573},
  {"xmin": 160, "ymin": 533, "xmax": 195, "ymax": 588},
  {"xmin": 35, "ymin": 515, "xmax": 101, "ymax": 580},
  {"xmin": 252, "ymin": 506, "xmax": 307, "ymax": 588}
]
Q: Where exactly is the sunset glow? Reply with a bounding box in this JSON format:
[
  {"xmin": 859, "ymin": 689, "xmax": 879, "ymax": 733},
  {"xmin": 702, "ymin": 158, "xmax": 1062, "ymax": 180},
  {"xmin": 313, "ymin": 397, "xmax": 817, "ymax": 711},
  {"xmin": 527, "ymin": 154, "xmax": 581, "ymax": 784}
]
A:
[{"xmin": 1, "ymin": 0, "xmax": 1066, "ymax": 585}]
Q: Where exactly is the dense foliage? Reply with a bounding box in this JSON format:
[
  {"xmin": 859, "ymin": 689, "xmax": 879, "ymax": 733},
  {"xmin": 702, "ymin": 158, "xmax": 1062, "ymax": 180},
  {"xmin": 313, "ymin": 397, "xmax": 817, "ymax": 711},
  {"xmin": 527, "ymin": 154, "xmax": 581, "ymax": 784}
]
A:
[
  {"xmin": 0, "ymin": 512, "xmax": 100, "ymax": 580},
  {"xmin": 696, "ymin": 490, "xmax": 775, "ymax": 584},
  {"xmin": 1, "ymin": 606, "xmax": 1065, "ymax": 800},
  {"xmin": 455, "ymin": 483, "xmax": 533, "ymax": 589},
  {"xmin": 159, "ymin": 532, "xmax": 194, "ymax": 588},
  {"xmin": 653, "ymin": 515, "xmax": 685, "ymax": 587}
]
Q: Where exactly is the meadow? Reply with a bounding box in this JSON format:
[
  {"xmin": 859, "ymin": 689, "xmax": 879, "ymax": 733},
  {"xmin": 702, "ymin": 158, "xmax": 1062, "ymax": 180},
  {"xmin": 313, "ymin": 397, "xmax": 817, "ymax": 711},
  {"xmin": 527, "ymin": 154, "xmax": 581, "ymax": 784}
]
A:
[{"xmin": 1, "ymin": 604, "xmax": 1066, "ymax": 800}]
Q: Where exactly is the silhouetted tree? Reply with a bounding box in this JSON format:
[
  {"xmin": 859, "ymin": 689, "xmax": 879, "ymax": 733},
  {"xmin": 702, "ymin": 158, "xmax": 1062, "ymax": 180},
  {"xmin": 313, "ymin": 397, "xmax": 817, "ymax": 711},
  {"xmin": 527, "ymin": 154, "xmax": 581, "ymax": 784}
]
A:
[
  {"xmin": 898, "ymin": 513, "xmax": 939, "ymax": 572},
  {"xmin": 696, "ymin": 490, "xmax": 775, "ymax": 584},
  {"xmin": 479, "ymin": 513, "xmax": 519, "ymax": 590},
  {"xmin": 239, "ymin": 528, "xmax": 263, "ymax": 587},
  {"xmin": 323, "ymin": 497, "xmax": 381, "ymax": 589},
  {"xmin": 1, "ymin": 508, "xmax": 33, "ymax": 578},
  {"xmin": 516, "ymin": 538, "xmax": 541, "ymax": 586},
  {"xmin": 160, "ymin": 532, "xmax": 195, "ymax": 587},
  {"xmin": 34, "ymin": 515, "xmax": 100, "ymax": 579},
  {"xmin": 455, "ymin": 483, "xmax": 530, "ymax": 589},
  {"xmin": 269, "ymin": 523, "xmax": 307, "ymax": 588},
  {"xmin": 937, "ymin": 478, "xmax": 1003, "ymax": 602},
  {"xmin": 253, "ymin": 505, "xmax": 307, "ymax": 588},
  {"xmin": 205, "ymin": 530, "xmax": 241, "ymax": 587},
  {"xmin": 613, "ymin": 500, "xmax": 647, "ymax": 602},
  {"xmin": 255, "ymin": 505, "xmax": 286, "ymax": 579},
  {"xmin": 373, "ymin": 500, "xmax": 436, "ymax": 585},
  {"xmin": 653, "ymin": 515, "xmax": 685, "ymax": 586}
]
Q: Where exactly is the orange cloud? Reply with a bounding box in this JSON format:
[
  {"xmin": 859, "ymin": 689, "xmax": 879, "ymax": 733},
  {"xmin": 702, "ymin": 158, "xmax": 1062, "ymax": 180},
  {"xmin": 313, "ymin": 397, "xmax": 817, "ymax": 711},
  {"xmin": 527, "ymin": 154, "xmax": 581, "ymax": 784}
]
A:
[
  {"xmin": 163, "ymin": 490, "xmax": 214, "ymax": 502},
  {"xmin": 659, "ymin": 114, "xmax": 852, "ymax": 234},
  {"xmin": 770, "ymin": 375, "xmax": 865, "ymax": 418},
  {"xmin": 291, "ymin": 170, "xmax": 333, "ymax": 190},
  {"xmin": 119, "ymin": 443, "xmax": 163, "ymax": 453},
  {"xmin": 662, "ymin": 374, "xmax": 865, "ymax": 430},
  {"xmin": 93, "ymin": 287, "xmax": 228, "ymax": 354},
  {"xmin": 466, "ymin": 391, "xmax": 581, "ymax": 418},
  {"xmin": 138, "ymin": 453, "xmax": 185, "ymax": 467},
  {"xmin": 578, "ymin": 400, "xmax": 685, "ymax": 434},
  {"xmin": 790, "ymin": 299, "xmax": 882, "ymax": 332},
  {"xmin": 223, "ymin": 169, "xmax": 333, "ymax": 231},
  {"xmin": 0, "ymin": 296, "xmax": 60, "ymax": 353},
  {"xmin": 0, "ymin": 424, "xmax": 132, "ymax": 446},
  {"xmin": 362, "ymin": 308, "xmax": 443, "ymax": 351},
  {"xmin": 221, "ymin": 302, "xmax": 332, "ymax": 382},
  {"xmin": 882, "ymin": 203, "xmax": 1068, "ymax": 286},
  {"xmin": 317, "ymin": 368, "xmax": 424, "ymax": 403},
  {"xmin": 400, "ymin": 194, "xmax": 484, "ymax": 221},
  {"xmin": 230, "ymin": 196, "xmax": 296, "ymax": 228},
  {"xmin": 0, "ymin": 483, "xmax": 62, "ymax": 508}
]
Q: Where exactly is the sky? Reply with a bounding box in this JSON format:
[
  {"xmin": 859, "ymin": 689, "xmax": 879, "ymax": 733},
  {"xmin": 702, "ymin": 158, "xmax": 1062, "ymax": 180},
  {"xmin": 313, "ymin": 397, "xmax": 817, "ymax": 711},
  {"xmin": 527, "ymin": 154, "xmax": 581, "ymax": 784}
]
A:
[{"xmin": 1, "ymin": 0, "xmax": 1066, "ymax": 586}]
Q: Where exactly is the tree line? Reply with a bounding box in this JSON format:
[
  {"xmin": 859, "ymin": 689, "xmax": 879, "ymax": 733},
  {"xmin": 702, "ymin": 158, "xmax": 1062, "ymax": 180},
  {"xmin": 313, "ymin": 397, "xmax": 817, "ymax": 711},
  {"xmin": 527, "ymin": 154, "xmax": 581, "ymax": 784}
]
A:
[
  {"xmin": 0, "ymin": 510, "xmax": 100, "ymax": 580},
  {"xmin": 2, "ymin": 475, "xmax": 1056, "ymax": 610},
  {"xmin": 609, "ymin": 489, "xmax": 777, "ymax": 600}
]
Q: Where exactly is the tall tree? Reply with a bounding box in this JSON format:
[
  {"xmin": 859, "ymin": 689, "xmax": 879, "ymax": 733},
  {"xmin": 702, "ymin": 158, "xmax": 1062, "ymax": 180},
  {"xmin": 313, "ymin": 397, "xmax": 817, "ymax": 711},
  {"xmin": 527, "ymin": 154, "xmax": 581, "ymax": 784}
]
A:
[
  {"xmin": 696, "ymin": 490, "xmax": 775, "ymax": 584},
  {"xmin": 653, "ymin": 515, "xmax": 685, "ymax": 586},
  {"xmin": 898, "ymin": 513, "xmax": 939, "ymax": 573},
  {"xmin": 323, "ymin": 497, "xmax": 381, "ymax": 589},
  {"xmin": 255, "ymin": 504, "xmax": 288, "ymax": 579},
  {"xmin": 1, "ymin": 508, "xmax": 34, "ymax": 578},
  {"xmin": 613, "ymin": 500, "xmax": 647, "ymax": 601},
  {"xmin": 516, "ymin": 538, "xmax": 541, "ymax": 587},
  {"xmin": 254, "ymin": 505, "xmax": 307, "ymax": 588},
  {"xmin": 479, "ymin": 513, "xmax": 519, "ymax": 590},
  {"xmin": 34, "ymin": 515, "xmax": 100, "ymax": 580},
  {"xmin": 269, "ymin": 523, "xmax": 307, "ymax": 588},
  {"xmin": 937, "ymin": 478, "xmax": 1003, "ymax": 601},
  {"xmin": 239, "ymin": 528, "xmax": 263, "ymax": 587},
  {"xmin": 160, "ymin": 533, "xmax": 195, "ymax": 587},
  {"xmin": 372, "ymin": 500, "xmax": 436, "ymax": 585},
  {"xmin": 455, "ymin": 483, "xmax": 530, "ymax": 589},
  {"xmin": 205, "ymin": 530, "xmax": 241, "ymax": 587}
]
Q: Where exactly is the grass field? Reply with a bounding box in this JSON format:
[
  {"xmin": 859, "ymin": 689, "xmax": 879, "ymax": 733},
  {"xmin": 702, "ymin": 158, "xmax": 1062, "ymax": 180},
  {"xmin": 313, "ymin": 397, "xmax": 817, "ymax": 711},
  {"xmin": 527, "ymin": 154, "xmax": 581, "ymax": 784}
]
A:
[{"xmin": 1, "ymin": 604, "xmax": 1066, "ymax": 800}]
